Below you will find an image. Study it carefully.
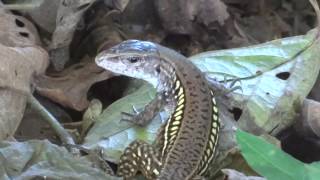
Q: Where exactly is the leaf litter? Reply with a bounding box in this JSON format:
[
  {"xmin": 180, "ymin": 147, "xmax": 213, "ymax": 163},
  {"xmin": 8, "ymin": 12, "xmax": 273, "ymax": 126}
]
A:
[{"xmin": 0, "ymin": 0, "xmax": 320, "ymax": 179}]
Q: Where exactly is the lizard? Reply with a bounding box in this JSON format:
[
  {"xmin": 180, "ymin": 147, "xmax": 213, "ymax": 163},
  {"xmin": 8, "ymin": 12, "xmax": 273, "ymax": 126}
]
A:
[{"xmin": 95, "ymin": 40, "xmax": 220, "ymax": 180}]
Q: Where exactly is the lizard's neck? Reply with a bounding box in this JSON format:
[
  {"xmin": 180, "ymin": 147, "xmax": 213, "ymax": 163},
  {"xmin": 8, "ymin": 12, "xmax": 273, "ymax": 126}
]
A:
[{"xmin": 155, "ymin": 58, "xmax": 177, "ymax": 95}]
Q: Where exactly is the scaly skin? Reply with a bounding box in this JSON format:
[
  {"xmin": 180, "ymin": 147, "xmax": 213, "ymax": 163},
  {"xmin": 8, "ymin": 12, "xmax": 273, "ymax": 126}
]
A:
[{"xmin": 95, "ymin": 40, "xmax": 220, "ymax": 180}]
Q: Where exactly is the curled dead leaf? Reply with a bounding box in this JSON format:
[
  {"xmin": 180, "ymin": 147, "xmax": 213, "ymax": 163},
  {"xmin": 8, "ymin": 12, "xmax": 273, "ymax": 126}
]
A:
[
  {"xmin": 49, "ymin": 0, "xmax": 97, "ymax": 70},
  {"xmin": 0, "ymin": 8, "xmax": 49, "ymax": 140},
  {"xmin": 154, "ymin": 0, "xmax": 229, "ymax": 34},
  {"xmin": 222, "ymin": 169, "xmax": 266, "ymax": 180},
  {"xmin": 295, "ymin": 99, "xmax": 320, "ymax": 138},
  {"xmin": 35, "ymin": 59, "xmax": 113, "ymax": 111},
  {"xmin": 0, "ymin": 8, "xmax": 41, "ymax": 46}
]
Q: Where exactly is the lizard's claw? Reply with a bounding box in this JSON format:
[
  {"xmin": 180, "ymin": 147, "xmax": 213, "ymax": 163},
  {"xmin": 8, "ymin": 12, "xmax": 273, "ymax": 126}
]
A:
[
  {"xmin": 218, "ymin": 75, "xmax": 244, "ymax": 95},
  {"xmin": 120, "ymin": 104, "xmax": 152, "ymax": 126},
  {"xmin": 223, "ymin": 79, "xmax": 243, "ymax": 95},
  {"xmin": 132, "ymin": 105, "xmax": 140, "ymax": 114},
  {"xmin": 206, "ymin": 74, "xmax": 243, "ymax": 96},
  {"xmin": 121, "ymin": 112, "xmax": 137, "ymax": 122},
  {"xmin": 120, "ymin": 105, "xmax": 144, "ymax": 125},
  {"xmin": 227, "ymin": 77, "xmax": 243, "ymax": 94}
]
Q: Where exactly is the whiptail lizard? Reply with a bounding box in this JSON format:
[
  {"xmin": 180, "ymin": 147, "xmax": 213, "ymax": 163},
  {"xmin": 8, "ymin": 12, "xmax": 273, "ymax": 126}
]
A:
[{"xmin": 95, "ymin": 40, "xmax": 220, "ymax": 180}]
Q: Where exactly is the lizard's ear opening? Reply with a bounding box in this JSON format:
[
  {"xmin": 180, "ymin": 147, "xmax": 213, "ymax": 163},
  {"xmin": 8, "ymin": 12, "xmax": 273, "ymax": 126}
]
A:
[{"xmin": 155, "ymin": 65, "xmax": 161, "ymax": 74}]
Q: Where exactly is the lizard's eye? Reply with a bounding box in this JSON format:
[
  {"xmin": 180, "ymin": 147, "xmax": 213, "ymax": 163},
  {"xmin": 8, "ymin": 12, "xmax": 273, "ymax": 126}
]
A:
[{"xmin": 128, "ymin": 56, "xmax": 140, "ymax": 63}]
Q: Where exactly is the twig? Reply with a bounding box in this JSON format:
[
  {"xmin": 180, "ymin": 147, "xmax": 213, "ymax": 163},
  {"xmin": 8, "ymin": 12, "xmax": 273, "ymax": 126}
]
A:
[
  {"xmin": 27, "ymin": 95, "xmax": 79, "ymax": 155},
  {"xmin": 2, "ymin": 4, "xmax": 41, "ymax": 10}
]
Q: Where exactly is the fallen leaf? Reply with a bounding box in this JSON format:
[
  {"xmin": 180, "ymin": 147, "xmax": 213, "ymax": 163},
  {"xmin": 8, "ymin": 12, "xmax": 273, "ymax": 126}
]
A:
[
  {"xmin": 25, "ymin": 0, "xmax": 59, "ymax": 33},
  {"xmin": 154, "ymin": 0, "xmax": 229, "ymax": 34},
  {"xmin": 0, "ymin": 8, "xmax": 48, "ymax": 140},
  {"xmin": 191, "ymin": 29, "xmax": 320, "ymax": 135},
  {"xmin": 104, "ymin": 0, "xmax": 130, "ymax": 12},
  {"xmin": 80, "ymin": 99, "xmax": 103, "ymax": 141},
  {"xmin": 0, "ymin": 8, "xmax": 41, "ymax": 46},
  {"xmin": 0, "ymin": 140, "xmax": 119, "ymax": 179},
  {"xmin": 35, "ymin": 59, "xmax": 113, "ymax": 111},
  {"xmin": 294, "ymin": 99, "xmax": 320, "ymax": 138},
  {"xmin": 49, "ymin": 0, "xmax": 97, "ymax": 70},
  {"xmin": 83, "ymin": 83, "xmax": 161, "ymax": 162},
  {"xmin": 222, "ymin": 169, "xmax": 266, "ymax": 180},
  {"xmin": 197, "ymin": 0, "xmax": 229, "ymax": 26}
]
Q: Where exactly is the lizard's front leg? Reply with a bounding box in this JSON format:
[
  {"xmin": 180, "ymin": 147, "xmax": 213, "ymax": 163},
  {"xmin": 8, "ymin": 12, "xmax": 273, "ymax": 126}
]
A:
[{"xmin": 122, "ymin": 92, "xmax": 166, "ymax": 126}]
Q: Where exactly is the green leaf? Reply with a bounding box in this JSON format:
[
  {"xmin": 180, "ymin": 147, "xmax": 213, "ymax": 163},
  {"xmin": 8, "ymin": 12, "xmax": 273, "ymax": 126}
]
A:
[
  {"xmin": 236, "ymin": 130, "xmax": 307, "ymax": 180},
  {"xmin": 307, "ymin": 161, "xmax": 320, "ymax": 180},
  {"xmin": 190, "ymin": 29, "xmax": 320, "ymax": 134},
  {"xmin": 83, "ymin": 83, "xmax": 164, "ymax": 162}
]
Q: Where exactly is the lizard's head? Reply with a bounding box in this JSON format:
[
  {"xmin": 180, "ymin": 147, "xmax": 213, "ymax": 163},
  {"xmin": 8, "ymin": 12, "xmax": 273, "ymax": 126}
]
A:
[{"xmin": 95, "ymin": 40, "xmax": 161, "ymax": 86}]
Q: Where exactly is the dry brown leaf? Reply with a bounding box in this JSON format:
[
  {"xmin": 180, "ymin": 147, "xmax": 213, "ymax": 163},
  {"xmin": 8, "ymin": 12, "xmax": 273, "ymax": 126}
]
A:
[
  {"xmin": 35, "ymin": 59, "xmax": 113, "ymax": 111},
  {"xmin": 0, "ymin": 9, "xmax": 41, "ymax": 46},
  {"xmin": 73, "ymin": 25, "xmax": 123, "ymax": 59},
  {"xmin": 0, "ymin": 8, "xmax": 49, "ymax": 140},
  {"xmin": 49, "ymin": 0, "xmax": 97, "ymax": 70},
  {"xmin": 294, "ymin": 99, "xmax": 320, "ymax": 138},
  {"xmin": 0, "ymin": 44, "xmax": 48, "ymax": 94},
  {"xmin": 26, "ymin": 0, "xmax": 59, "ymax": 33},
  {"xmin": 309, "ymin": 78, "xmax": 320, "ymax": 101},
  {"xmin": 0, "ymin": 89, "xmax": 27, "ymax": 140},
  {"xmin": 37, "ymin": 17, "xmax": 122, "ymax": 111},
  {"xmin": 222, "ymin": 169, "xmax": 266, "ymax": 180},
  {"xmin": 154, "ymin": 0, "xmax": 229, "ymax": 34},
  {"xmin": 197, "ymin": 0, "xmax": 229, "ymax": 26},
  {"xmin": 104, "ymin": 0, "xmax": 131, "ymax": 12}
]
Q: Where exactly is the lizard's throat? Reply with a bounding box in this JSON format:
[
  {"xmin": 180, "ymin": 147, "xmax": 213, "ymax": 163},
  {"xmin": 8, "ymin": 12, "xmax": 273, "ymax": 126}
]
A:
[
  {"xmin": 141, "ymin": 71, "xmax": 174, "ymax": 93},
  {"xmin": 145, "ymin": 77, "xmax": 170, "ymax": 93},
  {"xmin": 144, "ymin": 76, "xmax": 159, "ymax": 89}
]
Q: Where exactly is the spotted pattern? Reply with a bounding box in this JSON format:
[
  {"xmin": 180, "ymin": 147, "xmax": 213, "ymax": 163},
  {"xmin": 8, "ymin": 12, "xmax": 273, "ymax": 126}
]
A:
[
  {"xmin": 117, "ymin": 80, "xmax": 220, "ymax": 179},
  {"xmin": 117, "ymin": 140, "xmax": 162, "ymax": 179},
  {"xmin": 197, "ymin": 90, "xmax": 220, "ymax": 175}
]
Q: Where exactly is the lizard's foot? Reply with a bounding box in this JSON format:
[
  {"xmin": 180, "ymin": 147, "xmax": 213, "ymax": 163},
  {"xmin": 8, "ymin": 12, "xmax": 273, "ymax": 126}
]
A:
[
  {"xmin": 224, "ymin": 77, "xmax": 243, "ymax": 95},
  {"xmin": 206, "ymin": 75, "xmax": 243, "ymax": 97},
  {"xmin": 121, "ymin": 93, "xmax": 164, "ymax": 126},
  {"xmin": 120, "ymin": 105, "xmax": 150, "ymax": 126}
]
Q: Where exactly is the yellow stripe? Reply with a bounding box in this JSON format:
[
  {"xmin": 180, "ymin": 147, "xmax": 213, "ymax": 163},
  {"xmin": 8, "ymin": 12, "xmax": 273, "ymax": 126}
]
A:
[
  {"xmin": 172, "ymin": 120, "xmax": 181, "ymax": 125},
  {"xmin": 169, "ymin": 131, "xmax": 177, "ymax": 137},
  {"xmin": 178, "ymin": 93, "xmax": 185, "ymax": 100},
  {"xmin": 177, "ymin": 98, "xmax": 185, "ymax": 106},
  {"xmin": 213, "ymin": 114, "xmax": 218, "ymax": 121},
  {"xmin": 174, "ymin": 116, "xmax": 182, "ymax": 121},
  {"xmin": 162, "ymin": 116, "xmax": 172, "ymax": 156},
  {"xmin": 178, "ymin": 87, "xmax": 184, "ymax": 96},
  {"xmin": 198, "ymin": 93, "xmax": 220, "ymax": 175},
  {"xmin": 175, "ymin": 80, "xmax": 180, "ymax": 90},
  {"xmin": 174, "ymin": 110, "xmax": 183, "ymax": 117},
  {"xmin": 170, "ymin": 126, "xmax": 179, "ymax": 132},
  {"xmin": 176, "ymin": 104, "xmax": 184, "ymax": 111},
  {"xmin": 213, "ymin": 106, "xmax": 218, "ymax": 113}
]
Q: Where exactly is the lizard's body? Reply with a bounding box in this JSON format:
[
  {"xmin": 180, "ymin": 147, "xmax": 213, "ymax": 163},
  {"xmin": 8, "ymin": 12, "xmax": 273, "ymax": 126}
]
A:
[{"xmin": 95, "ymin": 40, "xmax": 220, "ymax": 180}]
